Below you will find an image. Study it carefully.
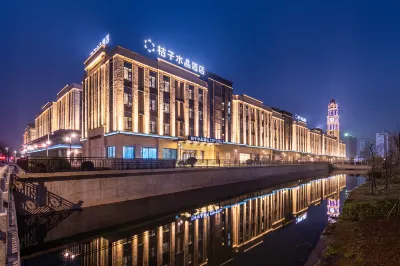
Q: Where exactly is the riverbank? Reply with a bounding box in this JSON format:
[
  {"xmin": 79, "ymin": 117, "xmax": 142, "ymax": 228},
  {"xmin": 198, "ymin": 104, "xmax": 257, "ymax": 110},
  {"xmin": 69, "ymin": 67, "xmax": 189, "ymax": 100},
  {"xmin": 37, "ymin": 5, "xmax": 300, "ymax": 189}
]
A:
[{"xmin": 318, "ymin": 177, "xmax": 400, "ymax": 265}]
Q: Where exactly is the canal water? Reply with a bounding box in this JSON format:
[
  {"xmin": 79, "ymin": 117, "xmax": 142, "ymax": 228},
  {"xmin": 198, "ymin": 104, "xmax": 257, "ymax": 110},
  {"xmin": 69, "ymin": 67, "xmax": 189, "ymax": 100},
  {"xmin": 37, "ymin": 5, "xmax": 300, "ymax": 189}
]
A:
[{"xmin": 19, "ymin": 173, "xmax": 365, "ymax": 266}]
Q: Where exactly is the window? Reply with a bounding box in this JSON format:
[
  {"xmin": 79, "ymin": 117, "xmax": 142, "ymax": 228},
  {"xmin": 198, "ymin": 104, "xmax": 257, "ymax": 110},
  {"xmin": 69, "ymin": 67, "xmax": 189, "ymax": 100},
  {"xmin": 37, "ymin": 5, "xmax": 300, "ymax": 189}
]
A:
[
  {"xmin": 199, "ymin": 110, "xmax": 203, "ymax": 121},
  {"xmin": 124, "ymin": 117, "xmax": 132, "ymax": 130},
  {"xmin": 142, "ymin": 147, "xmax": 157, "ymax": 159},
  {"xmin": 189, "ymin": 108, "xmax": 194, "ymax": 119},
  {"xmin": 189, "ymin": 85, "xmax": 194, "ymax": 99},
  {"xmin": 138, "ymin": 67, "xmax": 144, "ymax": 89},
  {"xmin": 198, "ymin": 90, "xmax": 203, "ymax": 102},
  {"xmin": 189, "ymin": 127, "xmax": 194, "ymax": 135},
  {"xmin": 150, "ymin": 98, "xmax": 157, "ymax": 111},
  {"xmin": 163, "ymin": 102, "xmax": 170, "ymax": 113},
  {"xmin": 124, "ymin": 62, "xmax": 132, "ymax": 81},
  {"xmin": 123, "ymin": 146, "xmax": 135, "ymax": 159},
  {"xmin": 163, "ymin": 76, "xmax": 170, "ymax": 92},
  {"xmin": 107, "ymin": 146, "xmax": 115, "ymax": 158},
  {"xmin": 163, "ymin": 148, "xmax": 177, "ymax": 159},
  {"xmin": 149, "ymin": 71, "xmax": 157, "ymax": 88},
  {"xmin": 150, "ymin": 120, "xmax": 157, "ymax": 133},
  {"xmin": 164, "ymin": 123, "xmax": 170, "ymax": 135},
  {"xmin": 124, "ymin": 92, "xmax": 132, "ymax": 106}
]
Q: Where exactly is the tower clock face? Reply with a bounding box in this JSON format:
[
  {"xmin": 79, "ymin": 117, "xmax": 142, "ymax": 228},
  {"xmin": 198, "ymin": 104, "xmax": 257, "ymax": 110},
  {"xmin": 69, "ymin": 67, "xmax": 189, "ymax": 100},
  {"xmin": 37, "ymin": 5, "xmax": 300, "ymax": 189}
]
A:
[{"xmin": 330, "ymin": 117, "xmax": 335, "ymax": 122}]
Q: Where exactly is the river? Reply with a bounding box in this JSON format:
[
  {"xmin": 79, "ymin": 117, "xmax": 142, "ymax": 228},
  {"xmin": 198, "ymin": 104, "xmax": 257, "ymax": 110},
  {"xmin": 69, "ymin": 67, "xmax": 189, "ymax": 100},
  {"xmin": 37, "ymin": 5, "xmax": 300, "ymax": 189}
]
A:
[{"xmin": 19, "ymin": 173, "xmax": 365, "ymax": 266}]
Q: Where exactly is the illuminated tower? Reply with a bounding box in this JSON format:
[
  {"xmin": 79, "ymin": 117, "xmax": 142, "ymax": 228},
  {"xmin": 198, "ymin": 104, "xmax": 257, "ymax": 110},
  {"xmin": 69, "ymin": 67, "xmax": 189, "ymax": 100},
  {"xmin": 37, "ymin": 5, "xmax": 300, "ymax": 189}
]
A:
[{"xmin": 327, "ymin": 99, "xmax": 340, "ymax": 140}]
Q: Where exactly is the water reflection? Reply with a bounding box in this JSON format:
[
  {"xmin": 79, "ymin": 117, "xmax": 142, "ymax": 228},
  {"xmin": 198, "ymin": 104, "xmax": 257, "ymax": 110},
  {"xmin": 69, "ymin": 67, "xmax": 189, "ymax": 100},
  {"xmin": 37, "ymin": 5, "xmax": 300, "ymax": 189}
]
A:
[{"xmin": 22, "ymin": 174, "xmax": 360, "ymax": 266}]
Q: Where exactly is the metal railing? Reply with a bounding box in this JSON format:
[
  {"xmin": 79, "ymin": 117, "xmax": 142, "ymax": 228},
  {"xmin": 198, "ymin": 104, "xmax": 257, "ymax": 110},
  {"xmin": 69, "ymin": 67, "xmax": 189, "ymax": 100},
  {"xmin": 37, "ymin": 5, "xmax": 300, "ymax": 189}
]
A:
[
  {"xmin": 17, "ymin": 157, "xmax": 177, "ymax": 173},
  {"xmin": 17, "ymin": 157, "xmax": 330, "ymax": 173}
]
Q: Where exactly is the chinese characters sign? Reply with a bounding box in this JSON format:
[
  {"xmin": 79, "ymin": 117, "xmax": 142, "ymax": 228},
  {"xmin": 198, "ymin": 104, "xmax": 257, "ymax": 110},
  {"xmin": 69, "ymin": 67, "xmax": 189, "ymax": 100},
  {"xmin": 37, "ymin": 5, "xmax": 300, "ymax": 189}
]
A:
[
  {"xmin": 189, "ymin": 136, "xmax": 223, "ymax": 144},
  {"xmin": 90, "ymin": 34, "xmax": 110, "ymax": 55},
  {"xmin": 144, "ymin": 39, "xmax": 205, "ymax": 75},
  {"xmin": 294, "ymin": 114, "xmax": 307, "ymax": 123}
]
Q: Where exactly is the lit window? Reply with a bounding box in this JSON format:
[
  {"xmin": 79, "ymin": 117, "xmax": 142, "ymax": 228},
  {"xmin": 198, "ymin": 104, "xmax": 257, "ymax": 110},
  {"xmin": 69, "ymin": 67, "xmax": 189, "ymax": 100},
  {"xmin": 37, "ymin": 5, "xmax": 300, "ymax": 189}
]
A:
[
  {"xmin": 142, "ymin": 147, "xmax": 157, "ymax": 159},
  {"xmin": 123, "ymin": 146, "xmax": 135, "ymax": 159},
  {"xmin": 124, "ymin": 62, "xmax": 132, "ymax": 81},
  {"xmin": 150, "ymin": 120, "xmax": 157, "ymax": 133},
  {"xmin": 107, "ymin": 146, "xmax": 115, "ymax": 158},
  {"xmin": 164, "ymin": 103, "xmax": 170, "ymax": 113},
  {"xmin": 164, "ymin": 123, "xmax": 170, "ymax": 135},
  {"xmin": 189, "ymin": 108, "xmax": 194, "ymax": 119},
  {"xmin": 164, "ymin": 77, "xmax": 170, "ymax": 92},
  {"xmin": 124, "ymin": 93, "xmax": 132, "ymax": 106},
  {"xmin": 124, "ymin": 117, "xmax": 132, "ymax": 130},
  {"xmin": 199, "ymin": 111, "xmax": 203, "ymax": 121},
  {"xmin": 150, "ymin": 99, "xmax": 157, "ymax": 111},
  {"xmin": 149, "ymin": 72, "xmax": 157, "ymax": 88}
]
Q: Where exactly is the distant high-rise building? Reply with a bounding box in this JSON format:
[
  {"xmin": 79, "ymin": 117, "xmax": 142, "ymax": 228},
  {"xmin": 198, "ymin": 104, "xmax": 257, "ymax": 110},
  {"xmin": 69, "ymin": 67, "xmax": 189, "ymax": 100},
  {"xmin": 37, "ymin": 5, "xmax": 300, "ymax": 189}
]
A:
[
  {"xmin": 359, "ymin": 139, "xmax": 366, "ymax": 156},
  {"xmin": 376, "ymin": 132, "xmax": 390, "ymax": 157},
  {"xmin": 327, "ymin": 99, "xmax": 340, "ymax": 140},
  {"xmin": 343, "ymin": 134, "xmax": 357, "ymax": 158}
]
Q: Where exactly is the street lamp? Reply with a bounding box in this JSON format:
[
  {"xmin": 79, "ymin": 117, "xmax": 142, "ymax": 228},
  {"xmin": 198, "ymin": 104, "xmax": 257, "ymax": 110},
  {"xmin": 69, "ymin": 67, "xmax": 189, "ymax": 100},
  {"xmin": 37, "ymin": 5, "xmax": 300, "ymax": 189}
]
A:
[
  {"xmin": 43, "ymin": 141, "xmax": 51, "ymax": 157},
  {"xmin": 64, "ymin": 133, "xmax": 77, "ymax": 158}
]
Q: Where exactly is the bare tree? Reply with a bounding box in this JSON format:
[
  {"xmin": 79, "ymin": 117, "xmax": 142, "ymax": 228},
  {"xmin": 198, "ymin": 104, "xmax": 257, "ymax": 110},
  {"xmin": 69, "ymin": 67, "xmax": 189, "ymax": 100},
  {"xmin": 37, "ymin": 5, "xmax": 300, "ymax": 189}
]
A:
[
  {"xmin": 386, "ymin": 127, "xmax": 400, "ymax": 167},
  {"xmin": 366, "ymin": 141, "xmax": 379, "ymax": 195}
]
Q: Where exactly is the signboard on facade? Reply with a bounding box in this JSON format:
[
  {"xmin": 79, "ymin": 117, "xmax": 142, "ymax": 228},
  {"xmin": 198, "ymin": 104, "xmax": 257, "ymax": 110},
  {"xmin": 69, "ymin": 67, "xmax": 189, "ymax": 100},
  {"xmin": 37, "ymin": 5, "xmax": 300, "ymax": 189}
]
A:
[
  {"xmin": 294, "ymin": 114, "xmax": 307, "ymax": 123},
  {"xmin": 190, "ymin": 208, "xmax": 223, "ymax": 221},
  {"xmin": 144, "ymin": 38, "xmax": 205, "ymax": 75},
  {"xmin": 188, "ymin": 136, "xmax": 224, "ymax": 144}
]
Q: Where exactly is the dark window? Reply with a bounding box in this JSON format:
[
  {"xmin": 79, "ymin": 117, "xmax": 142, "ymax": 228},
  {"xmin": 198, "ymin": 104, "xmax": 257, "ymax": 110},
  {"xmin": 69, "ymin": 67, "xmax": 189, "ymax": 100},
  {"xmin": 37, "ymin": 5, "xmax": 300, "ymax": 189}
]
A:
[{"xmin": 138, "ymin": 67, "xmax": 144, "ymax": 90}]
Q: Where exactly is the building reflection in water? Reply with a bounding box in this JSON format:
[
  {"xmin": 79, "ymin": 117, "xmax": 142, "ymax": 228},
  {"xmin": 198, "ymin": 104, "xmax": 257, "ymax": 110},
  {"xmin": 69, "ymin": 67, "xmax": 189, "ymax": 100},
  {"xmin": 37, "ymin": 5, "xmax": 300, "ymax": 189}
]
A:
[{"xmin": 23, "ymin": 174, "xmax": 348, "ymax": 266}]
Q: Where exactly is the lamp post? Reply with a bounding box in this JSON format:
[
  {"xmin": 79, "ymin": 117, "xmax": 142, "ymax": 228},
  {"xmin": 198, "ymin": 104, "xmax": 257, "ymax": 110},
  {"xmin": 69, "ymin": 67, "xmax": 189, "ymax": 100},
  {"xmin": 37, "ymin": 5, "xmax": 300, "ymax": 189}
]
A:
[
  {"xmin": 5, "ymin": 147, "xmax": 8, "ymax": 162},
  {"xmin": 64, "ymin": 133, "xmax": 76, "ymax": 158}
]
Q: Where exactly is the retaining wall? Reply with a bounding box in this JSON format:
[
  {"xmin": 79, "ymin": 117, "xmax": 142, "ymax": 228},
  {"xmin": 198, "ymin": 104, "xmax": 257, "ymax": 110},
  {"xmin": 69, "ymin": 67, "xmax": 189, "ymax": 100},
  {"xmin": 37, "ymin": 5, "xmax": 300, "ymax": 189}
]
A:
[{"xmin": 19, "ymin": 164, "xmax": 330, "ymax": 208}]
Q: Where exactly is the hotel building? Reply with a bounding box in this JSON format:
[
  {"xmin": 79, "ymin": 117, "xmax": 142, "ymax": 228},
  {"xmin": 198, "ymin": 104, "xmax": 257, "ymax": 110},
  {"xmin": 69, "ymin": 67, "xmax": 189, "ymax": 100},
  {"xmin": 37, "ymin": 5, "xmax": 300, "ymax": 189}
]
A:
[
  {"xmin": 82, "ymin": 41, "xmax": 346, "ymax": 161},
  {"xmin": 22, "ymin": 83, "xmax": 82, "ymax": 157}
]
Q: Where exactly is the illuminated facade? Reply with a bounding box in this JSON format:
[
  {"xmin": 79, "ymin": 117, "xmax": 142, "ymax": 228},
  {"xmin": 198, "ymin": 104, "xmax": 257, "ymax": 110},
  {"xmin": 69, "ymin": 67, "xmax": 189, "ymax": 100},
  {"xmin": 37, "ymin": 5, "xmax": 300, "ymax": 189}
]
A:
[
  {"xmin": 23, "ymin": 123, "xmax": 36, "ymax": 145},
  {"xmin": 81, "ymin": 41, "xmax": 346, "ymax": 160},
  {"xmin": 327, "ymin": 98, "xmax": 340, "ymax": 140},
  {"xmin": 23, "ymin": 84, "xmax": 82, "ymax": 157},
  {"xmin": 29, "ymin": 174, "xmax": 346, "ymax": 265}
]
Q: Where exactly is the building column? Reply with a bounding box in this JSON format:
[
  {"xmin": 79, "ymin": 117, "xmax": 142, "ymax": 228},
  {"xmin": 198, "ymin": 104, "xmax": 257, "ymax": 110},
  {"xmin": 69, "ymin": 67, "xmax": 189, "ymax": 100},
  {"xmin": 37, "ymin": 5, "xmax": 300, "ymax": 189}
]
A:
[
  {"xmin": 132, "ymin": 235, "xmax": 138, "ymax": 266},
  {"xmin": 157, "ymin": 226, "xmax": 163, "ymax": 266}
]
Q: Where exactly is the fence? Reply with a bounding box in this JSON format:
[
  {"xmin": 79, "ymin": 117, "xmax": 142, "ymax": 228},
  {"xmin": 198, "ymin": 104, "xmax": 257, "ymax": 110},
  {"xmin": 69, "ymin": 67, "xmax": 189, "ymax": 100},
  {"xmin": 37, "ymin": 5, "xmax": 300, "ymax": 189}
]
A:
[
  {"xmin": 17, "ymin": 156, "xmax": 329, "ymax": 173},
  {"xmin": 17, "ymin": 157, "xmax": 177, "ymax": 173}
]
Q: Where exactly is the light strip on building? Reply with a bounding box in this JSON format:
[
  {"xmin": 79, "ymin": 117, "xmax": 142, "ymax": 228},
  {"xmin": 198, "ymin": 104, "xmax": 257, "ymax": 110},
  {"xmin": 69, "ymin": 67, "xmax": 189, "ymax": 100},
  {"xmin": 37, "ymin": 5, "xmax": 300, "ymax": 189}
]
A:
[{"xmin": 104, "ymin": 131, "xmax": 179, "ymax": 140}]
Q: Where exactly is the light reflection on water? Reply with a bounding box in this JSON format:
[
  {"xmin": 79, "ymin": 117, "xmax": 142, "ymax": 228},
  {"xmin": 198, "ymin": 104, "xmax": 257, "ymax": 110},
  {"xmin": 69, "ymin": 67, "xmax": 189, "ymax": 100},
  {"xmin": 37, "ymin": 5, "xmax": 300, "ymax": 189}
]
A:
[{"xmin": 20, "ymin": 174, "xmax": 365, "ymax": 266}]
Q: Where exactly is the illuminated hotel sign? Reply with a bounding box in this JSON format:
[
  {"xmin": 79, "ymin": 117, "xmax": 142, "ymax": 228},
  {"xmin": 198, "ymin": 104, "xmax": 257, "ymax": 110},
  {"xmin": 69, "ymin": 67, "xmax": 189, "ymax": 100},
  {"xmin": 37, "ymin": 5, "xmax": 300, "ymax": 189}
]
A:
[
  {"xmin": 144, "ymin": 39, "xmax": 205, "ymax": 75},
  {"xmin": 190, "ymin": 208, "xmax": 223, "ymax": 221},
  {"xmin": 294, "ymin": 114, "xmax": 307, "ymax": 123},
  {"xmin": 189, "ymin": 136, "xmax": 224, "ymax": 144},
  {"xmin": 296, "ymin": 213, "xmax": 307, "ymax": 224},
  {"xmin": 90, "ymin": 34, "xmax": 110, "ymax": 55}
]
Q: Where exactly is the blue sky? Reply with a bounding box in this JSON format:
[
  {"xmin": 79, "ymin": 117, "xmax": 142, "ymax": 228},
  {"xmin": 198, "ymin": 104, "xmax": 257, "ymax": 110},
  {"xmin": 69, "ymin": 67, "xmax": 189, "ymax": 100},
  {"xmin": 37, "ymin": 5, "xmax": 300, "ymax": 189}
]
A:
[{"xmin": 1, "ymin": 0, "xmax": 400, "ymax": 148}]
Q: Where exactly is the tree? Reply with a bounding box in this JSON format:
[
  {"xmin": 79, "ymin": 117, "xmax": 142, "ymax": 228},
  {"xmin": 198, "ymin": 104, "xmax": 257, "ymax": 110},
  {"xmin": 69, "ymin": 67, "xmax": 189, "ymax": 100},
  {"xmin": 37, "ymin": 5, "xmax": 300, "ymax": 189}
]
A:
[
  {"xmin": 366, "ymin": 141, "xmax": 379, "ymax": 195},
  {"xmin": 386, "ymin": 128, "xmax": 400, "ymax": 167}
]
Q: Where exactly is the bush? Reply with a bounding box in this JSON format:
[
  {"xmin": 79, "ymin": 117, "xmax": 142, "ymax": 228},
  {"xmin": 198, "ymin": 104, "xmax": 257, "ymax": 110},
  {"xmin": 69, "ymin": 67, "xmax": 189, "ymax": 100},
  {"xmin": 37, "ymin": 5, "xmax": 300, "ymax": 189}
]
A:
[
  {"xmin": 81, "ymin": 161, "xmax": 95, "ymax": 171},
  {"xmin": 34, "ymin": 163, "xmax": 47, "ymax": 173},
  {"xmin": 246, "ymin": 159, "xmax": 254, "ymax": 166},
  {"xmin": 177, "ymin": 160, "xmax": 186, "ymax": 167},
  {"xmin": 51, "ymin": 158, "xmax": 71, "ymax": 172},
  {"xmin": 186, "ymin": 157, "xmax": 197, "ymax": 168}
]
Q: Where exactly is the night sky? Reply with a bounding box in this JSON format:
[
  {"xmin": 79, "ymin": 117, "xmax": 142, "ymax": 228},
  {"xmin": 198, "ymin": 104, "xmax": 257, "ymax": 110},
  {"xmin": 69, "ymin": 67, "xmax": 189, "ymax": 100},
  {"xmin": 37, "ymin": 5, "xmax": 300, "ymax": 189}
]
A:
[{"xmin": 1, "ymin": 0, "xmax": 400, "ymax": 149}]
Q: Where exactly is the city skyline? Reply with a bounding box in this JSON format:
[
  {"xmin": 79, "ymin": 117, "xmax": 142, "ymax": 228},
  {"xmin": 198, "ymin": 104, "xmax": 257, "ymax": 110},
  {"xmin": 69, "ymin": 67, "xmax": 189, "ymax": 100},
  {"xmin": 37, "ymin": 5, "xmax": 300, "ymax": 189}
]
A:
[{"xmin": 2, "ymin": 1, "xmax": 400, "ymax": 148}]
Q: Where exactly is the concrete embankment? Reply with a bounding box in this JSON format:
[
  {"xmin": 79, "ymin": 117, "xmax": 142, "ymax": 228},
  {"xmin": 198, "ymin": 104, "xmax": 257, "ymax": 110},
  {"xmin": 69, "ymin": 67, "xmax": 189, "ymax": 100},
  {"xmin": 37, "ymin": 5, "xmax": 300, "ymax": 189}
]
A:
[{"xmin": 18, "ymin": 164, "xmax": 329, "ymax": 208}]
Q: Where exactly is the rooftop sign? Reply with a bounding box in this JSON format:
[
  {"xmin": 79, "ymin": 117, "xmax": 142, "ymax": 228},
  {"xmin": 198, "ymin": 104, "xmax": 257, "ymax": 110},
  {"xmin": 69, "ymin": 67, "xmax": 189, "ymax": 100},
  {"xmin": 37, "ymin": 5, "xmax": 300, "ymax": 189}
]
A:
[
  {"xmin": 90, "ymin": 34, "xmax": 110, "ymax": 55},
  {"xmin": 294, "ymin": 114, "xmax": 307, "ymax": 123},
  {"xmin": 144, "ymin": 39, "xmax": 205, "ymax": 75}
]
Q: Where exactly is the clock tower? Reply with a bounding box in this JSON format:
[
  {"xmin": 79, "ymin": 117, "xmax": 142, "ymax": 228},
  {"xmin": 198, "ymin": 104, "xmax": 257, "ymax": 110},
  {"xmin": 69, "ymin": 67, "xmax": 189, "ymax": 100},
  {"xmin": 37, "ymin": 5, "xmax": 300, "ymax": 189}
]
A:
[{"xmin": 327, "ymin": 99, "xmax": 340, "ymax": 140}]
